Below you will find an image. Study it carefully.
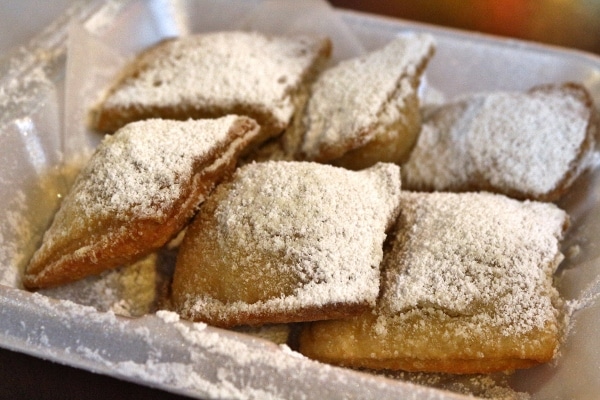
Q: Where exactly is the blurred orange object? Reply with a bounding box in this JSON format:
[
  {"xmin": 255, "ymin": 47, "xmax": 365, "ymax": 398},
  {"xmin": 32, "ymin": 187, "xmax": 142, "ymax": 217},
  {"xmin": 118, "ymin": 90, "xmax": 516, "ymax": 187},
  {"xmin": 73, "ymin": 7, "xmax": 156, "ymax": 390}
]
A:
[{"xmin": 329, "ymin": 0, "xmax": 600, "ymax": 54}]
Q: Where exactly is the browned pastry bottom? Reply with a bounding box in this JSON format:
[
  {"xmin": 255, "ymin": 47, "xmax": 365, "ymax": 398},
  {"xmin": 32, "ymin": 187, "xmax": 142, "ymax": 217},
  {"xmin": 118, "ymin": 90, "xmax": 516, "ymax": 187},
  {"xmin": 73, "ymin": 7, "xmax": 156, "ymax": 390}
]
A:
[{"xmin": 299, "ymin": 311, "xmax": 558, "ymax": 374}]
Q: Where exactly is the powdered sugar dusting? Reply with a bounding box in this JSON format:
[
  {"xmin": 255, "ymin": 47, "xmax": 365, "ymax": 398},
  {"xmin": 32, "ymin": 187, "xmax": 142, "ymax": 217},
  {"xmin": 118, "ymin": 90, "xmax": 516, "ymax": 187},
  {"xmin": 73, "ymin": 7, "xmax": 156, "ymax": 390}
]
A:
[
  {"xmin": 300, "ymin": 34, "xmax": 435, "ymax": 160},
  {"xmin": 471, "ymin": 89, "xmax": 590, "ymax": 195},
  {"xmin": 2, "ymin": 1, "xmax": 600, "ymax": 399},
  {"xmin": 381, "ymin": 192, "xmax": 567, "ymax": 336},
  {"xmin": 384, "ymin": 371, "xmax": 530, "ymax": 400},
  {"xmin": 32, "ymin": 116, "xmax": 246, "ymax": 256},
  {"xmin": 0, "ymin": 161, "xmax": 78, "ymax": 289},
  {"xmin": 100, "ymin": 31, "xmax": 328, "ymax": 130},
  {"xmin": 179, "ymin": 161, "xmax": 401, "ymax": 322},
  {"xmin": 74, "ymin": 117, "xmax": 241, "ymax": 220},
  {"xmin": 23, "ymin": 116, "xmax": 260, "ymax": 288},
  {"xmin": 402, "ymin": 85, "xmax": 593, "ymax": 199}
]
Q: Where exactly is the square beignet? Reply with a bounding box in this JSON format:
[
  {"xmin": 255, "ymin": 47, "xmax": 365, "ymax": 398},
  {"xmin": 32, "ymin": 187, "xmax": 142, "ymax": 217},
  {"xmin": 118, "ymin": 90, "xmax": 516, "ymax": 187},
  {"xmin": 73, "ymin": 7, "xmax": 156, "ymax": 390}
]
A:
[
  {"xmin": 299, "ymin": 191, "xmax": 568, "ymax": 374},
  {"xmin": 171, "ymin": 161, "xmax": 402, "ymax": 328},
  {"xmin": 89, "ymin": 31, "xmax": 332, "ymax": 145},
  {"xmin": 295, "ymin": 34, "xmax": 435, "ymax": 170},
  {"xmin": 23, "ymin": 116, "xmax": 260, "ymax": 289},
  {"xmin": 401, "ymin": 83, "xmax": 597, "ymax": 201}
]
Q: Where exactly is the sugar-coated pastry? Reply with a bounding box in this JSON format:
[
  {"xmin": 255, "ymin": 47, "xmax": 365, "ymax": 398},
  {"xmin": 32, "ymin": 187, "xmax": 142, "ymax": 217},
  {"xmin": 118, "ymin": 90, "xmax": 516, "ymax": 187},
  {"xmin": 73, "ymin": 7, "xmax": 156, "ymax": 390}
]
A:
[
  {"xmin": 402, "ymin": 83, "xmax": 597, "ymax": 201},
  {"xmin": 296, "ymin": 34, "xmax": 435, "ymax": 170},
  {"xmin": 171, "ymin": 161, "xmax": 402, "ymax": 328},
  {"xmin": 299, "ymin": 191, "xmax": 568, "ymax": 374},
  {"xmin": 89, "ymin": 31, "xmax": 331, "ymax": 146},
  {"xmin": 23, "ymin": 116, "xmax": 260, "ymax": 289}
]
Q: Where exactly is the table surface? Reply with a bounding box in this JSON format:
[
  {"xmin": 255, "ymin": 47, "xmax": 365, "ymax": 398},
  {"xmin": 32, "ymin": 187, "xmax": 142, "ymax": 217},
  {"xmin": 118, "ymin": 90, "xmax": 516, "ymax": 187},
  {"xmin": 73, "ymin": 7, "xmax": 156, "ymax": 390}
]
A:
[
  {"xmin": 0, "ymin": 347, "xmax": 191, "ymax": 399},
  {"xmin": 2, "ymin": 1, "xmax": 600, "ymax": 399}
]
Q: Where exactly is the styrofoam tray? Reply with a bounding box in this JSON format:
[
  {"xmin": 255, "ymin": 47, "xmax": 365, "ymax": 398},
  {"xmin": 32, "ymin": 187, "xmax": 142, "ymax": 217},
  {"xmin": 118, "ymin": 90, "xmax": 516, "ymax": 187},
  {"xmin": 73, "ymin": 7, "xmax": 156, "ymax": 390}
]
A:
[{"xmin": 2, "ymin": 1, "xmax": 600, "ymax": 398}]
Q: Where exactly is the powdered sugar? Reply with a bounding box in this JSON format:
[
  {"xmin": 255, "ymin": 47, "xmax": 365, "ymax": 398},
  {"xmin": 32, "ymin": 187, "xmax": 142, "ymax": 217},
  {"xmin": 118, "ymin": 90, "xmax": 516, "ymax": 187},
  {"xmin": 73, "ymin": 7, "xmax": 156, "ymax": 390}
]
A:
[
  {"xmin": 2, "ymin": 1, "xmax": 600, "ymax": 398},
  {"xmin": 176, "ymin": 161, "xmax": 401, "ymax": 323},
  {"xmin": 97, "ymin": 31, "xmax": 329, "ymax": 133},
  {"xmin": 402, "ymin": 85, "xmax": 594, "ymax": 200},
  {"xmin": 381, "ymin": 192, "xmax": 567, "ymax": 336},
  {"xmin": 39, "ymin": 253, "xmax": 166, "ymax": 317},
  {"xmin": 0, "ymin": 191, "xmax": 35, "ymax": 288},
  {"xmin": 0, "ymin": 160, "xmax": 79, "ymax": 289},
  {"xmin": 383, "ymin": 370, "xmax": 530, "ymax": 400},
  {"xmin": 300, "ymin": 34, "xmax": 435, "ymax": 160},
  {"xmin": 73, "ymin": 117, "xmax": 242, "ymax": 220},
  {"xmin": 23, "ymin": 116, "xmax": 259, "ymax": 288}
]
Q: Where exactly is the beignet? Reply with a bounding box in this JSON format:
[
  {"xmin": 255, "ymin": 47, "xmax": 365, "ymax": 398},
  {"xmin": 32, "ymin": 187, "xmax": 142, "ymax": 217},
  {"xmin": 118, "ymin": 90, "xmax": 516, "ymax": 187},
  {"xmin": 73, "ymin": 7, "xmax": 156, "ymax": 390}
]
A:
[
  {"xmin": 296, "ymin": 34, "xmax": 435, "ymax": 169},
  {"xmin": 299, "ymin": 191, "xmax": 568, "ymax": 374},
  {"xmin": 402, "ymin": 83, "xmax": 597, "ymax": 201},
  {"xmin": 89, "ymin": 31, "xmax": 331, "ymax": 145},
  {"xmin": 171, "ymin": 161, "xmax": 402, "ymax": 327},
  {"xmin": 24, "ymin": 116, "xmax": 260, "ymax": 289}
]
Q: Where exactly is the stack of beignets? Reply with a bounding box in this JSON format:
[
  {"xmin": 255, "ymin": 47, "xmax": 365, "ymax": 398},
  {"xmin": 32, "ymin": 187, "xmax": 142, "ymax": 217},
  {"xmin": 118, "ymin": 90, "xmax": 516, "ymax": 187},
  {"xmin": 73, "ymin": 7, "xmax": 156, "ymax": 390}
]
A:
[
  {"xmin": 402, "ymin": 83, "xmax": 597, "ymax": 201},
  {"xmin": 25, "ymin": 26, "xmax": 595, "ymax": 380},
  {"xmin": 298, "ymin": 191, "xmax": 568, "ymax": 374},
  {"xmin": 89, "ymin": 31, "xmax": 332, "ymax": 146},
  {"xmin": 24, "ymin": 116, "xmax": 259, "ymax": 289},
  {"xmin": 171, "ymin": 161, "xmax": 401, "ymax": 327}
]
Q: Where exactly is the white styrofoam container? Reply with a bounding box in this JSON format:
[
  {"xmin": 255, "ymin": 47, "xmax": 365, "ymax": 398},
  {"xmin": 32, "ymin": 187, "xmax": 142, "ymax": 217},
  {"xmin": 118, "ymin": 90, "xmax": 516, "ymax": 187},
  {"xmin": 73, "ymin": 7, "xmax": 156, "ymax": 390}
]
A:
[{"xmin": 2, "ymin": 1, "xmax": 600, "ymax": 398}]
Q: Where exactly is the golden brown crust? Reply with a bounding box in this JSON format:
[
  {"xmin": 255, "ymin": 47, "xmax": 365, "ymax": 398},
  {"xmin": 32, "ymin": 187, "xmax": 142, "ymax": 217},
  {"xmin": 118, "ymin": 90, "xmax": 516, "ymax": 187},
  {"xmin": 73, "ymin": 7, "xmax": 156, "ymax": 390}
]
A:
[
  {"xmin": 92, "ymin": 101, "xmax": 287, "ymax": 144},
  {"xmin": 299, "ymin": 311, "xmax": 558, "ymax": 374},
  {"xmin": 179, "ymin": 300, "xmax": 373, "ymax": 329},
  {"xmin": 331, "ymin": 89, "xmax": 422, "ymax": 170}
]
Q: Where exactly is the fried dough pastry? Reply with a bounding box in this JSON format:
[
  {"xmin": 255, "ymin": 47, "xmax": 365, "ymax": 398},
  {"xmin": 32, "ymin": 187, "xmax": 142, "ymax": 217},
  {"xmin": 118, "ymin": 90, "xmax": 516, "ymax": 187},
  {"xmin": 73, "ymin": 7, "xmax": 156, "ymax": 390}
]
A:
[
  {"xmin": 23, "ymin": 116, "xmax": 260, "ymax": 289},
  {"xmin": 296, "ymin": 34, "xmax": 435, "ymax": 170},
  {"xmin": 402, "ymin": 83, "xmax": 598, "ymax": 201},
  {"xmin": 299, "ymin": 191, "xmax": 568, "ymax": 374},
  {"xmin": 171, "ymin": 161, "xmax": 402, "ymax": 328},
  {"xmin": 89, "ymin": 31, "xmax": 331, "ymax": 146}
]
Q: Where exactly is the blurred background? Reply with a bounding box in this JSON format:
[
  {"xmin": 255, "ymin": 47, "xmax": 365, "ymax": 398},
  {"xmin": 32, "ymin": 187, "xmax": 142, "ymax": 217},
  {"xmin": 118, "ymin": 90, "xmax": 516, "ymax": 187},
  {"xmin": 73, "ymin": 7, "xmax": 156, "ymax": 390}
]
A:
[
  {"xmin": 2, "ymin": 1, "xmax": 600, "ymax": 56},
  {"xmin": 330, "ymin": 0, "xmax": 600, "ymax": 55}
]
